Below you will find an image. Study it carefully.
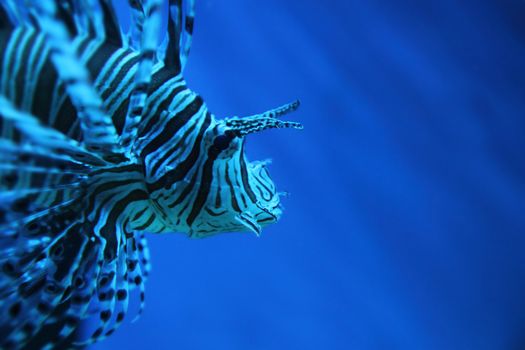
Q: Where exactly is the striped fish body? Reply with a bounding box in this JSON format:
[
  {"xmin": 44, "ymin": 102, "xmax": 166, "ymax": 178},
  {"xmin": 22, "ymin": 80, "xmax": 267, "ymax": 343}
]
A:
[
  {"xmin": 0, "ymin": 1, "xmax": 301, "ymax": 348},
  {"xmin": 1, "ymin": 26, "xmax": 284, "ymax": 236}
]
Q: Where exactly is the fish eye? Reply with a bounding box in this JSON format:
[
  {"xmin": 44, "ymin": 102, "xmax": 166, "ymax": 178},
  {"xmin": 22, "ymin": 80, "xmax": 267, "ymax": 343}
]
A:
[{"xmin": 213, "ymin": 133, "xmax": 234, "ymax": 152}]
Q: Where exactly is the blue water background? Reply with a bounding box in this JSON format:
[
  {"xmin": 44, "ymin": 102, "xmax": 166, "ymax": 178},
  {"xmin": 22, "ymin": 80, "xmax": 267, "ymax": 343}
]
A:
[{"xmin": 92, "ymin": 1, "xmax": 525, "ymax": 349}]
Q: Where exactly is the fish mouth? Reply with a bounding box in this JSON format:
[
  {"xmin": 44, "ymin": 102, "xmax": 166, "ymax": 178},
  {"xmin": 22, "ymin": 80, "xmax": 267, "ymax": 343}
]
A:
[{"xmin": 255, "ymin": 201, "xmax": 282, "ymax": 222}]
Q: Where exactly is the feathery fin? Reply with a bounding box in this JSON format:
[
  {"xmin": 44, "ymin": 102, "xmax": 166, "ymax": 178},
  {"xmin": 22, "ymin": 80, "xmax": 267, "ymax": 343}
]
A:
[
  {"xmin": 120, "ymin": 0, "xmax": 163, "ymax": 156},
  {"xmin": 99, "ymin": 0, "xmax": 123, "ymax": 45},
  {"xmin": 180, "ymin": 0, "xmax": 195, "ymax": 70},
  {"xmin": 56, "ymin": 0, "xmax": 78, "ymax": 36},
  {"xmin": 29, "ymin": 0, "xmax": 125, "ymax": 163},
  {"xmin": 164, "ymin": 0, "xmax": 183, "ymax": 72},
  {"xmin": 0, "ymin": 2, "xmax": 14, "ymax": 29},
  {"xmin": 127, "ymin": 0, "xmax": 145, "ymax": 49},
  {"xmin": 165, "ymin": 0, "xmax": 195, "ymax": 72},
  {"xmin": 0, "ymin": 95, "xmax": 107, "ymax": 167}
]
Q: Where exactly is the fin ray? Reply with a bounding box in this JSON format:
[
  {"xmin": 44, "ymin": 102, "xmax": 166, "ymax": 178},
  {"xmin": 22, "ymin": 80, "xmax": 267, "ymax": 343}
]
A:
[{"xmin": 28, "ymin": 0, "xmax": 125, "ymax": 161}]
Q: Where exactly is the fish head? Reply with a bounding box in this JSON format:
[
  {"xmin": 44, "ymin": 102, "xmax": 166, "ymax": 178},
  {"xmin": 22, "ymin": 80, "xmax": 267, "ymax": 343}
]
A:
[{"xmin": 187, "ymin": 101, "xmax": 302, "ymax": 238}]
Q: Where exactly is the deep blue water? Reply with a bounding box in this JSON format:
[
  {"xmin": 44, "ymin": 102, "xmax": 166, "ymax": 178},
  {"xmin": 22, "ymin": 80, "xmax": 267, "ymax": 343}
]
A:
[{"xmin": 93, "ymin": 1, "xmax": 525, "ymax": 349}]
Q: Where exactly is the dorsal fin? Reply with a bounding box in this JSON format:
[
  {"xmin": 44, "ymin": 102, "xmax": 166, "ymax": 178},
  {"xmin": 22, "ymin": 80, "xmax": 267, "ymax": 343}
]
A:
[
  {"xmin": 128, "ymin": 0, "xmax": 145, "ymax": 49},
  {"xmin": 68, "ymin": 0, "xmax": 105, "ymax": 39},
  {"xmin": 180, "ymin": 0, "xmax": 195, "ymax": 70},
  {"xmin": 68, "ymin": 0, "xmax": 93, "ymax": 36},
  {"xmin": 164, "ymin": 0, "xmax": 183, "ymax": 72},
  {"xmin": 119, "ymin": 0, "xmax": 163, "ymax": 155},
  {"xmin": 164, "ymin": 0, "xmax": 195, "ymax": 73},
  {"xmin": 56, "ymin": 0, "xmax": 78, "ymax": 36},
  {"xmin": 99, "ymin": 0, "xmax": 123, "ymax": 46},
  {"xmin": 30, "ymin": 0, "xmax": 125, "ymax": 162},
  {"xmin": 0, "ymin": 2, "xmax": 14, "ymax": 29}
]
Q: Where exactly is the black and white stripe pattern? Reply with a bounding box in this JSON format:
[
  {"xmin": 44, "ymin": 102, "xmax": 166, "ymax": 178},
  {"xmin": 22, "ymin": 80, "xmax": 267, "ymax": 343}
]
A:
[{"xmin": 0, "ymin": 0, "xmax": 301, "ymax": 348}]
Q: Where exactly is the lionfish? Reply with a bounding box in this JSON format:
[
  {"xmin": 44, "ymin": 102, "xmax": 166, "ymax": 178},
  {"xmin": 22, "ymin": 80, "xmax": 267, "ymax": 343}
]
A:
[{"xmin": 0, "ymin": 0, "xmax": 301, "ymax": 348}]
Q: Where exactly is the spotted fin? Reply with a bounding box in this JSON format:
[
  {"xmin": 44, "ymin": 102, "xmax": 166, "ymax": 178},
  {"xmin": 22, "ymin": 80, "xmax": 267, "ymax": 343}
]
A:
[
  {"xmin": 0, "ymin": 200, "xmax": 88, "ymax": 348},
  {"xmin": 0, "ymin": 92, "xmax": 144, "ymax": 349},
  {"xmin": 0, "ymin": 97, "xmax": 95, "ymax": 347}
]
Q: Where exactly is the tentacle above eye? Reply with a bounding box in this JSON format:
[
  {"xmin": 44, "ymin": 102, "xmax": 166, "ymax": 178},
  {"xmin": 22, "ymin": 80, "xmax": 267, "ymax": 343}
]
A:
[
  {"xmin": 247, "ymin": 99, "xmax": 301, "ymax": 119},
  {"xmin": 224, "ymin": 100, "xmax": 303, "ymax": 137}
]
